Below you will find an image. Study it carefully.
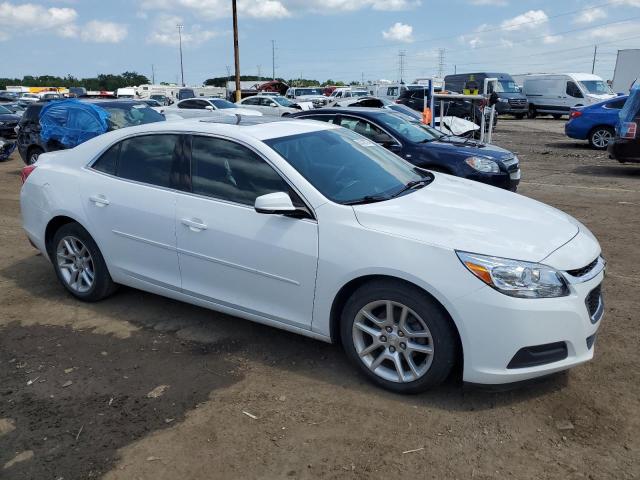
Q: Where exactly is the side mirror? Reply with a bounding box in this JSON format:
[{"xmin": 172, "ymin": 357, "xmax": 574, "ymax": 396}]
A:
[
  {"xmin": 205, "ymin": 105, "xmax": 214, "ymax": 111},
  {"xmin": 271, "ymin": 103, "xmax": 278, "ymax": 107},
  {"xmin": 254, "ymin": 192, "xmax": 296, "ymax": 215}
]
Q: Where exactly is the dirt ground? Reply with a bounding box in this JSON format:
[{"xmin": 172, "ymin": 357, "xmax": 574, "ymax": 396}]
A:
[{"xmin": 0, "ymin": 119, "xmax": 639, "ymax": 480}]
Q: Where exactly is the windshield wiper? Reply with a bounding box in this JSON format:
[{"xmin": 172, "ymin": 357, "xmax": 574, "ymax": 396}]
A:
[
  {"xmin": 388, "ymin": 178, "xmax": 432, "ymax": 199},
  {"xmin": 343, "ymin": 195, "xmax": 391, "ymax": 205}
]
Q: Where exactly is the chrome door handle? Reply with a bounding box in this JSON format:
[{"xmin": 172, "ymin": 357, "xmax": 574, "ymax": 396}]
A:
[
  {"xmin": 89, "ymin": 195, "xmax": 110, "ymax": 207},
  {"xmin": 181, "ymin": 218, "xmax": 208, "ymax": 232}
]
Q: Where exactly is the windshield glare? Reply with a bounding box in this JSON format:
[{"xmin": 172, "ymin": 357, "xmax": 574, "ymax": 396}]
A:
[
  {"xmin": 376, "ymin": 112, "xmax": 442, "ymax": 143},
  {"xmin": 102, "ymin": 104, "xmax": 165, "ymax": 130},
  {"xmin": 274, "ymin": 96, "xmax": 294, "ymax": 107},
  {"xmin": 265, "ymin": 128, "xmax": 423, "ymax": 204},
  {"xmin": 0, "ymin": 105, "xmax": 12, "ymax": 114},
  {"xmin": 297, "ymin": 88, "xmax": 323, "ymax": 96},
  {"xmin": 495, "ymin": 80, "xmax": 520, "ymax": 93},
  {"xmin": 211, "ymin": 99, "xmax": 235, "ymax": 109},
  {"xmin": 580, "ymin": 80, "xmax": 613, "ymax": 95}
]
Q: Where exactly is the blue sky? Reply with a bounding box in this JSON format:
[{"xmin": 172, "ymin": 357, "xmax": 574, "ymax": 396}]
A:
[{"xmin": 2, "ymin": 0, "xmax": 640, "ymax": 84}]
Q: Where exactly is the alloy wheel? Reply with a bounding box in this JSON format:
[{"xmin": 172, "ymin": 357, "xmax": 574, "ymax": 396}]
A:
[
  {"xmin": 56, "ymin": 236, "xmax": 95, "ymax": 293},
  {"xmin": 352, "ymin": 300, "xmax": 434, "ymax": 383},
  {"xmin": 592, "ymin": 129, "xmax": 613, "ymax": 149}
]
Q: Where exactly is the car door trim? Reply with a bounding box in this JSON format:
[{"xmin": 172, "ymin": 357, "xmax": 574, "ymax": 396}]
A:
[
  {"xmin": 177, "ymin": 247, "xmax": 301, "ymax": 286},
  {"xmin": 112, "ymin": 230, "xmax": 176, "ymax": 251}
]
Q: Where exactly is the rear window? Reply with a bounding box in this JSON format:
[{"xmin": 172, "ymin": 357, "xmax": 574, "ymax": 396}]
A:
[
  {"xmin": 22, "ymin": 104, "xmax": 43, "ymax": 123},
  {"xmin": 99, "ymin": 104, "xmax": 165, "ymax": 130}
]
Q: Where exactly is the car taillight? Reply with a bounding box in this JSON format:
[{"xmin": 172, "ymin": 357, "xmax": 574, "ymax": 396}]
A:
[
  {"xmin": 21, "ymin": 165, "xmax": 36, "ymax": 184},
  {"xmin": 395, "ymin": 99, "xmax": 401, "ymax": 103},
  {"xmin": 620, "ymin": 122, "xmax": 637, "ymax": 139},
  {"xmin": 569, "ymin": 110, "xmax": 582, "ymax": 119}
]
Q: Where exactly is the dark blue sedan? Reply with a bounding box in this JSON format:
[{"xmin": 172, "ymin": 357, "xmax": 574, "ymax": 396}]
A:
[
  {"xmin": 565, "ymin": 96, "xmax": 627, "ymax": 149},
  {"xmin": 290, "ymin": 108, "xmax": 520, "ymax": 191}
]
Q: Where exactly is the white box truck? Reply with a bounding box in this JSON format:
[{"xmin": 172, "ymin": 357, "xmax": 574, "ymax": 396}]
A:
[
  {"xmin": 612, "ymin": 49, "xmax": 640, "ymax": 94},
  {"xmin": 522, "ymin": 73, "xmax": 615, "ymax": 118}
]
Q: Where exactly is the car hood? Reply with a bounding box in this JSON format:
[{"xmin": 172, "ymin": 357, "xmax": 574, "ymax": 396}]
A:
[
  {"xmin": 352, "ymin": 173, "xmax": 580, "ymax": 263},
  {"xmin": 0, "ymin": 113, "xmax": 20, "ymax": 122},
  {"xmin": 226, "ymin": 107, "xmax": 262, "ymax": 116},
  {"xmin": 425, "ymin": 138, "xmax": 515, "ymax": 161}
]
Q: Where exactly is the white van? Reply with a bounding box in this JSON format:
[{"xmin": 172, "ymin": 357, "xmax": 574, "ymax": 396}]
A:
[
  {"xmin": 116, "ymin": 87, "xmax": 137, "ymax": 99},
  {"xmin": 522, "ymin": 73, "xmax": 615, "ymax": 118}
]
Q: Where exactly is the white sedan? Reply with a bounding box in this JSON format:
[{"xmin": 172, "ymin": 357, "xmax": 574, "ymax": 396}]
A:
[
  {"xmin": 162, "ymin": 97, "xmax": 261, "ymax": 119},
  {"xmin": 20, "ymin": 119, "xmax": 604, "ymax": 393},
  {"xmin": 237, "ymin": 95, "xmax": 300, "ymax": 116}
]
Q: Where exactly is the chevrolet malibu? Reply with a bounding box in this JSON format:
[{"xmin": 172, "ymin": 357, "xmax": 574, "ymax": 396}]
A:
[{"xmin": 20, "ymin": 119, "xmax": 605, "ymax": 393}]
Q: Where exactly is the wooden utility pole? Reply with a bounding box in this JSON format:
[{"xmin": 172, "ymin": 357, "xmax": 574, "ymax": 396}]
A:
[
  {"xmin": 592, "ymin": 45, "xmax": 598, "ymax": 74},
  {"xmin": 232, "ymin": 0, "xmax": 241, "ymax": 102},
  {"xmin": 177, "ymin": 24, "xmax": 185, "ymax": 86}
]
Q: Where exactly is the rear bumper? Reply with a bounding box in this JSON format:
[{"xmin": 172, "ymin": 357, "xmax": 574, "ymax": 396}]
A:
[{"xmin": 564, "ymin": 122, "xmax": 587, "ymax": 140}]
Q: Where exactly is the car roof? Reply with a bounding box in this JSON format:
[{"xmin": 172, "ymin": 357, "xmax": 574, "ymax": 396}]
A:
[
  {"xmin": 107, "ymin": 116, "xmax": 335, "ymax": 142},
  {"xmin": 296, "ymin": 107, "xmax": 391, "ymax": 117}
]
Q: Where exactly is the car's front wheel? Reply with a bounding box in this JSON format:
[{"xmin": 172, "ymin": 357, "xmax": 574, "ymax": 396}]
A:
[
  {"xmin": 27, "ymin": 146, "xmax": 44, "ymax": 165},
  {"xmin": 51, "ymin": 223, "xmax": 117, "ymax": 302},
  {"xmin": 340, "ymin": 280, "xmax": 458, "ymax": 393}
]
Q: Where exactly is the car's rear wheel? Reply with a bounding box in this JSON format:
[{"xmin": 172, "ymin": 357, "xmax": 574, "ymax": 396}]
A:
[
  {"xmin": 589, "ymin": 126, "xmax": 614, "ymax": 150},
  {"xmin": 340, "ymin": 280, "xmax": 457, "ymax": 393},
  {"xmin": 27, "ymin": 146, "xmax": 44, "ymax": 165},
  {"xmin": 51, "ymin": 223, "xmax": 117, "ymax": 302},
  {"xmin": 514, "ymin": 113, "xmax": 526, "ymax": 120},
  {"xmin": 552, "ymin": 114, "xmax": 563, "ymax": 120},
  {"xmin": 527, "ymin": 105, "xmax": 537, "ymax": 119}
]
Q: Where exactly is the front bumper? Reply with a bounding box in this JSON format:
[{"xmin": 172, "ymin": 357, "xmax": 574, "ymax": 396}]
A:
[{"xmin": 454, "ymin": 265, "xmax": 604, "ymax": 385}]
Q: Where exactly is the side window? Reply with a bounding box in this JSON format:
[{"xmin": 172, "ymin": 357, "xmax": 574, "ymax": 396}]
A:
[
  {"xmin": 191, "ymin": 136, "xmax": 290, "ymax": 206},
  {"xmin": 178, "ymin": 100, "xmax": 196, "ymax": 109},
  {"xmin": 338, "ymin": 117, "xmax": 394, "ymax": 144},
  {"xmin": 92, "ymin": 143, "xmax": 120, "ymax": 175},
  {"xmin": 242, "ymin": 96, "xmax": 260, "ymax": 105},
  {"xmin": 387, "ymin": 87, "xmax": 398, "ymax": 97},
  {"xmin": 117, "ymin": 134, "xmax": 181, "ymax": 188},
  {"xmin": 194, "ymin": 100, "xmax": 211, "ymax": 109},
  {"xmin": 605, "ymin": 98, "xmax": 626, "ymax": 109},
  {"xmin": 566, "ymin": 82, "xmax": 583, "ymax": 98},
  {"xmin": 259, "ymin": 98, "xmax": 275, "ymax": 107},
  {"xmin": 301, "ymin": 115, "xmax": 337, "ymax": 124}
]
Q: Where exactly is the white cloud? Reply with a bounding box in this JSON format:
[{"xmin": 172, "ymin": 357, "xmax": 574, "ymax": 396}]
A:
[
  {"xmin": 543, "ymin": 34, "xmax": 562, "ymax": 44},
  {"xmin": 0, "ymin": 2, "xmax": 77, "ymax": 29},
  {"xmin": 574, "ymin": 7, "xmax": 607, "ymax": 24},
  {"xmin": 137, "ymin": 0, "xmax": 419, "ymax": 18},
  {"xmin": 501, "ymin": 9, "xmax": 548, "ymax": 31},
  {"xmin": 382, "ymin": 22, "xmax": 414, "ymax": 43},
  {"xmin": 80, "ymin": 20, "xmax": 128, "ymax": 43},
  {"xmin": 147, "ymin": 14, "xmax": 222, "ymax": 45},
  {"xmin": 611, "ymin": 0, "xmax": 640, "ymax": 6}
]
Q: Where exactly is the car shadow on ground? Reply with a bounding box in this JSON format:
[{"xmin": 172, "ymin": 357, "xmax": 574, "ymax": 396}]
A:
[
  {"xmin": 573, "ymin": 164, "xmax": 640, "ymax": 178},
  {"xmin": 546, "ymin": 141, "xmax": 593, "ymax": 151},
  {"xmin": 1, "ymin": 253, "xmax": 570, "ymax": 408}
]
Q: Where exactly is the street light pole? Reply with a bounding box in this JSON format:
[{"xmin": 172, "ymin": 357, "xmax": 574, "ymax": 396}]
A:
[
  {"xmin": 177, "ymin": 24, "xmax": 185, "ymax": 87},
  {"xmin": 232, "ymin": 0, "xmax": 241, "ymax": 102}
]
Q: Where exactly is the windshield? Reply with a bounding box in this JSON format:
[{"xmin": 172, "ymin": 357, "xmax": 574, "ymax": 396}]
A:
[
  {"xmin": 211, "ymin": 99, "xmax": 235, "ymax": 109},
  {"xmin": 265, "ymin": 128, "xmax": 424, "ymax": 204},
  {"xmin": 495, "ymin": 80, "xmax": 520, "ymax": 93},
  {"xmin": 297, "ymin": 88, "xmax": 323, "ymax": 96},
  {"xmin": 375, "ymin": 112, "xmax": 443, "ymax": 143},
  {"xmin": 273, "ymin": 96, "xmax": 294, "ymax": 107},
  {"xmin": 387, "ymin": 104, "xmax": 421, "ymax": 120},
  {"xmin": 101, "ymin": 104, "xmax": 165, "ymax": 130},
  {"xmin": 0, "ymin": 105, "xmax": 12, "ymax": 114},
  {"xmin": 352, "ymin": 91, "xmax": 368, "ymax": 97},
  {"xmin": 580, "ymin": 80, "xmax": 613, "ymax": 95}
]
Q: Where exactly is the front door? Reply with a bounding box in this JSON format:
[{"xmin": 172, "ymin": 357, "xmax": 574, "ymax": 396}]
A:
[{"xmin": 175, "ymin": 135, "xmax": 319, "ymax": 328}]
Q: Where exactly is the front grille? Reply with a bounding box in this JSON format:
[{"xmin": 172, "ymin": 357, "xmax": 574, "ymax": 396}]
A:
[
  {"xmin": 567, "ymin": 257, "xmax": 599, "ymax": 278},
  {"xmin": 508, "ymin": 99, "xmax": 527, "ymax": 107},
  {"xmin": 585, "ymin": 285, "xmax": 603, "ymax": 323}
]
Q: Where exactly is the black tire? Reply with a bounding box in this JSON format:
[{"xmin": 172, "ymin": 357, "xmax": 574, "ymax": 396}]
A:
[
  {"xmin": 340, "ymin": 280, "xmax": 458, "ymax": 394},
  {"xmin": 514, "ymin": 113, "xmax": 525, "ymax": 120},
  {"xmin": 588, "ymin": 126, "xmax": 614, "ymax": 150},
  {"xmin": 527, "ymin": 105, "xmax": 537, "ymax": 119},
  {"xmin": 552, "ymin": 114, "xmax": 563, "ymax": 120},
  {"xmin": 50, "ymin": 222, "xmax": 117, "ymax": 302},
  {"xmin": 27, "ymin": 146, "xmax": 44, "ymax": 165}
]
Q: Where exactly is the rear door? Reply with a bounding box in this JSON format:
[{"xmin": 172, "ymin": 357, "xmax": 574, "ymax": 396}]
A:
[{"xmin": 81, "ymin": 133, "xmax": 183, "ymax": 288}]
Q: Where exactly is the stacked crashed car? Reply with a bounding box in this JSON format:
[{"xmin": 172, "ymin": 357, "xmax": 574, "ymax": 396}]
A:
[
  {"xmin": 291, "ymin": 108, "xmax": 520, "ymax": 190},
  {"xmin": 20, "ymin": 118, "xmax": 604, "ymax": 393},
  {"xmin": 17, "ymin": 99, "xmax": 165, "ymax": 164}
]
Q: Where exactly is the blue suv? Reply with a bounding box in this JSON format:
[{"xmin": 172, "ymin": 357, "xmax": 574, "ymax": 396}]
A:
[
  {"xmin": 565, "ymin": 96, "xmax": 627, "ymax": 150},
  {"xmin": 290, "ymin": 108, "xmax": 520, "ymax": 191}
]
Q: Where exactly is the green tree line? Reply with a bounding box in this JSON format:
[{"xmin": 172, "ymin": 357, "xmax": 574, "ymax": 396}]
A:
[{"xmin": 0, "ymin": 72, "xmax": 150, "ymax": 91}]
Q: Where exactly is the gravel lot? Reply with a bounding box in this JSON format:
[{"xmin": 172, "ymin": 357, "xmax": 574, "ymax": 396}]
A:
[{"xmin": 0, "ymin": 118, "xmax": 639, "ymax": 480}]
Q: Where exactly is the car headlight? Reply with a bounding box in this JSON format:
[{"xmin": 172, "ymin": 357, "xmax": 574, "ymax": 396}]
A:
[
  {"xmin": 456, "ymin": 251, "xmax": 570, "ymax": 298},
  {"xmin": 498, "ymin": 98, "xmax": 509, "ymax": 103},
  {"xmin": 465, "ymin": 156, "xmax": 500, "ymax": 173},
  {"xmin": 0, "ymin": 122, "xmax": 5, "ymax": 126}
]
